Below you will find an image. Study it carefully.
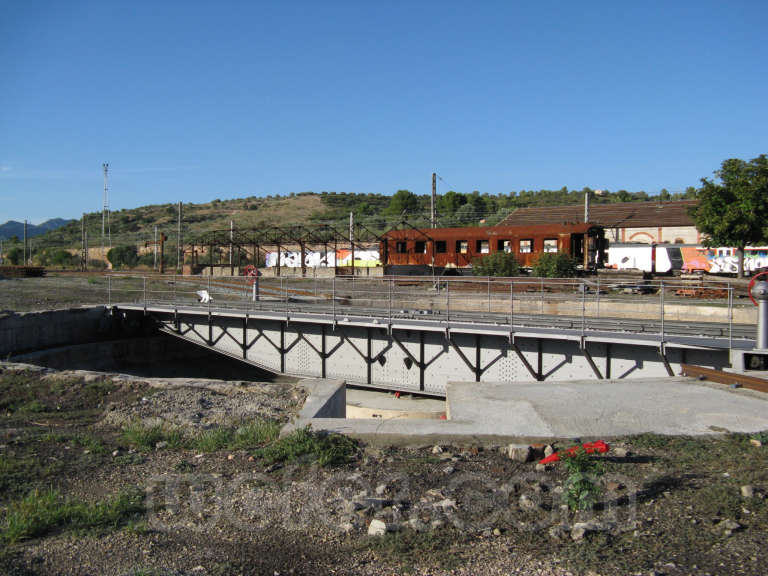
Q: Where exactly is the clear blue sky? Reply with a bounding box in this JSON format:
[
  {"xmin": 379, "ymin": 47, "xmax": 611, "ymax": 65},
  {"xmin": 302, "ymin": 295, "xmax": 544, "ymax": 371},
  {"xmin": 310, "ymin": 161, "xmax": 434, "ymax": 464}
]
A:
[{"xmin": 1, "ymin": 0, "xmax": 765, "ymax": 224}]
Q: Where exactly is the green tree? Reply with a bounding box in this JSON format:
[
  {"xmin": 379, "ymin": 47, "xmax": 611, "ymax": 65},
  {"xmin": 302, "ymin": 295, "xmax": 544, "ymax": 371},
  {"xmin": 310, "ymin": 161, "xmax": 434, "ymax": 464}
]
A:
[
  {"xmin": 107, "ymin": 245, "xmax": 139, "ymax": 269},
  {"xmin": 532, "ymin": 253, "xmax": 578, "ymax": 278},
  {"xmin": 384, "ymin": 189, "xmax": 419, "ymax": 217},
  {"xmin": 436, "ymin": 191, "xmax": 467, "ymax": 216},
  {"xmin": 5, "ymin": 247, "xmax": 23, "ymax": 265},
  {"xmin": 472, "ymin": 251, "xmax": 521, "ymax": 277},
  {"xmin": 691, "ymin": 155, "xmax": 768, "ymax": 277}
]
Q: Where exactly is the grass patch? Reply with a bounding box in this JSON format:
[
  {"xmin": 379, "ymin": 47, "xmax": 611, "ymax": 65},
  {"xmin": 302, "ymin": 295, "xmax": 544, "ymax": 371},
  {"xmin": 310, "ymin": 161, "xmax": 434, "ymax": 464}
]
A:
[
  {"xmin": 254, "ymin": 427, "xmax": 358, "ymax": 467},
  {"xmin": 365, "ymin": 530, "xmax": 463, "ymax": 572},
  {"xmin": 1, "ymin": 488, "xmax": 144, "ymax": 544},
  {"xmin": 191, "ymin": 421, "xmax": 280, "ymax": 452},
  {"xmin": 121, "ymin": 421, "xmax": 185, "ymax": 451}
]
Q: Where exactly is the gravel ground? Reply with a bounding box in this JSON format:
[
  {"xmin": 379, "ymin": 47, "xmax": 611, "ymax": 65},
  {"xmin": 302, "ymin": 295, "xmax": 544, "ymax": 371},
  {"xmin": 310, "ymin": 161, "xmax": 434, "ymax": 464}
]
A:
[{"xmin": 1, "ymin": 363, "xmax": 767, "ymax": 575}]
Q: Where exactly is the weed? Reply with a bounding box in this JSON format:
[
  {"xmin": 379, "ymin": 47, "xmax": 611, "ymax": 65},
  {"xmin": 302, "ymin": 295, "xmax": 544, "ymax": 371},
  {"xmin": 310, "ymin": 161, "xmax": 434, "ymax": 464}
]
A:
[
  {"xmin": 121, "ymin": 421, "xmax": 184, "ymax": 451},
  {"xmin": 562, "ymin": 447, "xmax": 604, "ymax": 511},
  {"xmin": 192, "ymin": 428, "xmax": 234, "ymax": 452},
  {"xmin": 1, "ymin": 488, "xmax": 144, "ymax": 544},
  {"xmin": 16, "ymin": 400, "xmax": 48, "ymax": 414},
  {"xmin": 254, "ymin": 427, "xmax": 358, "ymax": 467},
  {"xmin": 232, "ymin": 421, "xmax": 280, "ymax": 449},
  {"xmin": 365, "ymin": 530, "xmax": 463, "ymax": 572}
]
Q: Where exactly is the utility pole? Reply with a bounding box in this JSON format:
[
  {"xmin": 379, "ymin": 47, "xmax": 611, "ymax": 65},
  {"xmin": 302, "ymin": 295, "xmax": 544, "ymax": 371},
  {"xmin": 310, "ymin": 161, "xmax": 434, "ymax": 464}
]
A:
[
  {"xmin": 153, "ymin": 226, "xmax": 158, "ymax": 270},
  {"xmin": 81, "ymin": 213, "xmax": 87, "ymax": 271},
  {"xmin": 177, "ymin": 201, "xmax": 182, "ymax": 273},
  {"xmin": 23, "ymin": 220, "xmax": 27, "ymax": 265},
  {"xmin": 229, "ymin": 220, "xmax": 234, "ymax": 275},
  {"xmin": 0, "ymin": 239, "xmax": 3, "ymax": 265},
  {"xmin": 349, "ymin": 211, "xmax": 355, "ymax": 277},
  {"xmin": 431, "ymin": 172, "xmax": 437, "ymax": 228},
  {"xmin": 102, "ymin": 162, "xmax": 111, "ymax": 256}
]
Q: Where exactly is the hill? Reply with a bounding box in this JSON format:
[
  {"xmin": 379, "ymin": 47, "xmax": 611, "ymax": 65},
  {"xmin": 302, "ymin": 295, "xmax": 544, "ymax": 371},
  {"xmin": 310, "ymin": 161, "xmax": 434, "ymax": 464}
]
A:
[
  {"xmin": 15, "ymin": 186, "xmax": 696, "ymax": 253},
  {"xmin": 0, "ymin": 218, "xmax": 74, "ymax": 241}
]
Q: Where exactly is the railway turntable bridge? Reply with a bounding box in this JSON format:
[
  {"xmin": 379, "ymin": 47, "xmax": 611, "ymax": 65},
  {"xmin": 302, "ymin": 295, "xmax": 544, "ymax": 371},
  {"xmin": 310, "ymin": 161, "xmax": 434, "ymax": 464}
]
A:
[{"xmin": 107, "ymin": 274, "xmax": 759, "ymax": 397}]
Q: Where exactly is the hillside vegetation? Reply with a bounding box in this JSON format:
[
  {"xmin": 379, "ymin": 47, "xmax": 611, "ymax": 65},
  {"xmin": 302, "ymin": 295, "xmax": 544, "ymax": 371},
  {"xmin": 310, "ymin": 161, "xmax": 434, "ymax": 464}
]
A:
[{"xmin": 4, "ymin": 186, "xmax": 697, "ymax": 262}]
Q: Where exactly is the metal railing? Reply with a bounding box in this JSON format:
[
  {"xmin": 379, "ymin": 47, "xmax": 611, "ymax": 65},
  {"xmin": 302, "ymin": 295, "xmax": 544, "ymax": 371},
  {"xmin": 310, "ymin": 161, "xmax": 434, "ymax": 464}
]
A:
[{"xmin": 100, "ymin": 273, "xmax": 752, "ymax": 349}]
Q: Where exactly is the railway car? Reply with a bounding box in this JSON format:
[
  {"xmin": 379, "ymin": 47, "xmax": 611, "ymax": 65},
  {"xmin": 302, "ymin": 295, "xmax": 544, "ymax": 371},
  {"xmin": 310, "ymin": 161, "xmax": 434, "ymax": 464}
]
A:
[{"xmin": 381, "ymin": 223, "xmax": 607, "ymax": 275}]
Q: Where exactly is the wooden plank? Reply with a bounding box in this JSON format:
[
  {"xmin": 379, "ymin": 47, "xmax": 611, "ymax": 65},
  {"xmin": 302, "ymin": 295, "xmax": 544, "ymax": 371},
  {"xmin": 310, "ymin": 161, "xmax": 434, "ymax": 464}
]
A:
[{"xmin": 680, "ymin": 363, "xmax": 768, "ymax": 394}]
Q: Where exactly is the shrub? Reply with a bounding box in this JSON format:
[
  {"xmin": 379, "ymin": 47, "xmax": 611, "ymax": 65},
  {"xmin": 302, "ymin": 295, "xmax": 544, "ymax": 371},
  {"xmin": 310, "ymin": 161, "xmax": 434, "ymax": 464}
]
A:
[
  {"xmin": 107, "ymin": 245, "xmax": 138, "ymax": 269},
  {"xmin": 562, "ymin": 447, "xmax": 604, "ymax": 511},
  {"xmin": 472, "ymin": 251, "xmax": 521, "ymax": 277},
  {"xmin": 532, "ymin": 252, "xmax": 578, "ymax": 278}
]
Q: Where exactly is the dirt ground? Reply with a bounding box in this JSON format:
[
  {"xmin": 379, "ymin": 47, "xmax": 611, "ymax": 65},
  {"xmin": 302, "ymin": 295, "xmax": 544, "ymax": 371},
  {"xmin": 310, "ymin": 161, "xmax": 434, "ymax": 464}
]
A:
[{"xmin": 1, "ymin": 362, "xmax": 767, "ymax": 576}]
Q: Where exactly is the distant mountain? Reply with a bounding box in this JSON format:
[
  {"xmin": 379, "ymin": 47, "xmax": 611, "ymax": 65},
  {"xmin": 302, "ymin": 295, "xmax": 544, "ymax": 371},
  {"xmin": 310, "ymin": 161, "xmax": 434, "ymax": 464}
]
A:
[{"xmin": 0, "ymin": 218, "xmax": 75, "ymax": 241}]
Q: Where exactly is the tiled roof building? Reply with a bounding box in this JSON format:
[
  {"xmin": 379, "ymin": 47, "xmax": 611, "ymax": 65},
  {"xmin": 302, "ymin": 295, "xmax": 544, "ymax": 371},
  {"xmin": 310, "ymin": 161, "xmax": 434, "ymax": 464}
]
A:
[{"xmin": 499, "ymin": 200, "xmax": 700, "ymax": 244}]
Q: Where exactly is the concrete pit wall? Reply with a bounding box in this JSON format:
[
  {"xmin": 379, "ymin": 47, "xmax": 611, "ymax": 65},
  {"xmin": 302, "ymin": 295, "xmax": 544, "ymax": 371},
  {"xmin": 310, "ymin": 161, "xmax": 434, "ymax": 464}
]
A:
[{"xmin": 0, "ymin": 307, "xmax": 116, "ymax": 357}]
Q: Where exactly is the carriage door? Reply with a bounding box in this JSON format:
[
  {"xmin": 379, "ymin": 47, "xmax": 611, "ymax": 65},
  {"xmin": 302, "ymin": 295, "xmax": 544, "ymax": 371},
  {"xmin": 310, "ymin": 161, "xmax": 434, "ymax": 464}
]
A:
[{"xmin": 571, "ymin": 233, "xmax": 585, "ymax": 265}]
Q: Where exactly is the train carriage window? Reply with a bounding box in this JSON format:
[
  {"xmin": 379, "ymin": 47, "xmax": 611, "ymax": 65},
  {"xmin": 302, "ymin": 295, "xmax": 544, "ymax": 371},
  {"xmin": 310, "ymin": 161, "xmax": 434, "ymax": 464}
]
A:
[
  {"xmin": 456, "ymin": 240, "xmax": 468, "ymax": 254},
  {"xmin": 435, "ymin": 240, "xmax": 447, "ymax": 253},
  {"xmin": 415, "ymin": 241, "xmax": 426, "ymax": 253},
  {"xmin": 543, "ymin": 239, "xmax": 558, "ymax": 253},
  {"xmin": 396, "ymin": 241, "xmax": 407, "ymax": 254},
  {"xmin": 476, "ymin": 240, "xmax": 489, "ymax": 254},
  {"xmin": 497, "ymin": 240, "xmax": 512, "ymax": 253},
  {"xmin": 519, "ymin": 239, "xmax": 533, "ymax": 254}
]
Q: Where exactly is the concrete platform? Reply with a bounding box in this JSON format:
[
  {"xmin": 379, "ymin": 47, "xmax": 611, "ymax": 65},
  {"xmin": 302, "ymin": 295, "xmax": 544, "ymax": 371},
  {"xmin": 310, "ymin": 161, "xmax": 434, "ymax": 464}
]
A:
[
  {"xmin": 289, "ymin": 376, "xmax": 768, "ymax": 444},
  {"xmin": 446, "ymin": 377, "xmax": 768, "ymax": 437}
]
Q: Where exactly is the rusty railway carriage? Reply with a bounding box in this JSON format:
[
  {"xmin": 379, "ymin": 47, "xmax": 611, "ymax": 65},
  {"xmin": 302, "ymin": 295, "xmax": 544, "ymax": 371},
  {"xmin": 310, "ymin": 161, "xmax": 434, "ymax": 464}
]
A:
[{"xmin": 381, "ymin": 223, "xmax": 607, "ymax": 275}]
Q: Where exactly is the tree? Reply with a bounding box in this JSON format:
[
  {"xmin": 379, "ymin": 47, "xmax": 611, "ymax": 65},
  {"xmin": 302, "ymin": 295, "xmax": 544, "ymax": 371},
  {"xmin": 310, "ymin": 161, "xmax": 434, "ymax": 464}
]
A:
[
  {"xmin": 107, "ymin": 245, "xmax": 139, "ymax": 269},
  {"xmin": 532, "ymin": 253, "xmax": 578, "ymax": 278},
  {"xmin": 472, "ymin": 251, "xmax": 521, "ymax": 277},
  {"xmin": 5, "ymin": 247, "xmax": 23, "ymax": 265},
  {"xmin": 384, "ymin": 190, "xmax": 419, "ymax": 217},
  {"xmin": 691, "ymin": 155, "xmax": 768, "ymax": 277}
]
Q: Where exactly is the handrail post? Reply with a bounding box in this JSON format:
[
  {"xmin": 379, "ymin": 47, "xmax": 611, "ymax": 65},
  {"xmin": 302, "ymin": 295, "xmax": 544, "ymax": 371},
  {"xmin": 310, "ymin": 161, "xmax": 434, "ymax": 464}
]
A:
[
  {"xmin": 208, "ymin": 274, "xmax": 211, "ymax": 314},
  {"xmin": 143, "ymin": 276, "xmax": 147, "ymax": 312},
  {"xmin": 540, "ymin": 276, "xmax": 544, "ymax": 314},
  {"xmin": 595, "ymin": 276, "xmax": 600, "ymax": 318},
  {"xmin": 446, "ymin": 279, "xmax": 450, "ymax": 323},
  {"xmin": 728, "ymin": 282, "xmax": 733, "ymax": 351},
  {"xmin": 332, "ymin": 275, "xmax": 336, "ymax": 322},
  {"xmin": 581, "ymin": 278, "xmax": 586, "ymax": 337},
  {"xmin": 388, "ymin": 276, "xmax": 393, "ymax": 325},
  {"xmin": 510, "ymin": 280, "xmax": 514, "ymax": 330},
  {"xmin": 107, "ymin": 275, "xmax": 111, "ymax": 308},
  {"xmin": 660, "ymin": 279, "xmax": 665, "ymax": 343},
  {"xmin": 487, "ymin": 276, "xmax": 491, "ymax": 314}
]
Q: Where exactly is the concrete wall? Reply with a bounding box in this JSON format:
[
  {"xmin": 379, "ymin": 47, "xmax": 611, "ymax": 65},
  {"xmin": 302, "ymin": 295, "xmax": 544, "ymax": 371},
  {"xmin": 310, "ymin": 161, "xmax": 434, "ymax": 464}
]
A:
[{"xmin": 0, "ymin": 307, "xmax": 113, "ymax": 357}]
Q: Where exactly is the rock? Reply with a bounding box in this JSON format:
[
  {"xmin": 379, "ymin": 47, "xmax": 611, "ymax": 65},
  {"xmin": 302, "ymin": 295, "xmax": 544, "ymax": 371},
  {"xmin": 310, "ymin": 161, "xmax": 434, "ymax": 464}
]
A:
[
  {"xmin": 375, "ymin": 484, "xmax": 387, "ymax": 496},
  {"xmin": 613, "ymin": 447, "xmax": 629, "ymax": 458},
  {"xmin": 548, "ymin": 524, "xmax": 570, "ymax": 541},
  {"xmin": 749, "ymin": 438, "xmax": 762, "ymax": 447},
  {"xmin": 111, "ymin": 449, "xmax": 119, "ymax": 457},
  {"xmin": 570, "ymin": 521, "xmax": 613, "ymax": 541},
  {"xmin": 436, "ymin": 498, "xmax": 457, "ymax": 511},
  {"xmin": 155, "ymin": 441, "xmax": 168, "ymax": 449},
  {"xmin": 741, "ymin": 485, "xmax": 754, "ymax": 498},
  {"xmin": 544, "ymin": 445, "xmax": 555, "ymax": 457},
  {"xmin": 227, "ymin": 454, "xmax": 235, "ymax": 461},
  {"xmin": 519, "ymin": 495, "xmax": 537, "ymax": 511},
  {"xmin": 367, "ymin": 519, "xmax": 397, "ymax": 536},
  {"xmin": 431, "ymin": 445, "xmax": 443, "ymax": 454},
  {"xmin": 606, "ymin": 481, "xmax": 624, "ymax": 492},
  {"xmin": 442, "ymin": 465, "xmax": 455, "ymax": 475},
  {"xmin": 493, "ymin": 528, "xmax": 502, "ymax": 536},
  {"xmin": 507, "ymin": 445, "xmax": 533, "ymax": 463},
  {"xmin": 339, "ymin": 522, "xmax": 354, "ymax": 534},
  {"xmin": 723, "ymin": 519, "xmax": 741, "ymax": 531},
  {"xmin": 535, "ymin": 463, "xmax": 547, "ymax": 472}
]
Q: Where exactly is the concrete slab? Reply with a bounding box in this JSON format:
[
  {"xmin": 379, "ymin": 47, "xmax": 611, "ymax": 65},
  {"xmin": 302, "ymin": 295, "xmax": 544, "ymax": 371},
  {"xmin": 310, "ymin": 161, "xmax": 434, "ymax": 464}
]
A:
[
  {"xmin": 447, "ymin": 377, "xmax": 768, "ymax": 437},
  {"xmin": 345, "ymin": 387, "xmax": 445, "ymax": 419}
]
